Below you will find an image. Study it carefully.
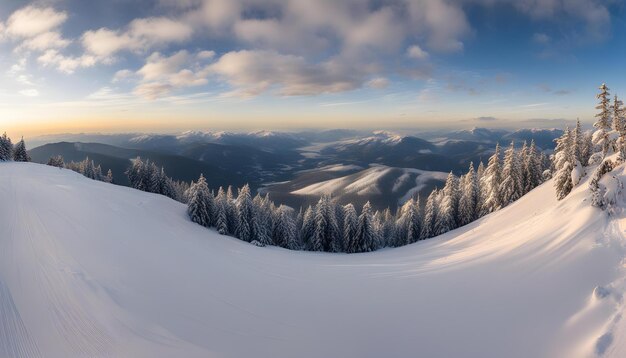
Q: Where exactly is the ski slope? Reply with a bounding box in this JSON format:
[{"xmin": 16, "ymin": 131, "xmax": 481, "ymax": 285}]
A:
[{"xmin": 0, "ymin": 162, "xmax": 625, "ymax": 358}]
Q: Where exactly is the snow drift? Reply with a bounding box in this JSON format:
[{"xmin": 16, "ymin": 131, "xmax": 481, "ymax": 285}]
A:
[{"xmin": 1, "ymin": 162, "xmax": 625, "ymax": 358}]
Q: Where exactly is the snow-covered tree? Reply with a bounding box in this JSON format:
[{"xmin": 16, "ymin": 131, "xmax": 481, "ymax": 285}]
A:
[
  {"xmin": 105, "ymin": 169, "xmax": 114, "ymax": 183},
  {"xmin": 226, "ymin": 186, "xmax": 237, "ymax": 234},
  {"xmin": 593, "ymin": 83, "xmax": 612, "ymax": 156},
  {"xmin": 273, "ymin": 205, "xmax": 298, "ymax": 249},
  {"xmin": 12, "ymin": 138, "xmax": 30, "ymax": 162},
  {"xmin": 421, "ymin": 189, "xmax": 439, "ymax": 239},
  {"xmin": 572, "ymin": 119, "xmax": 584, "ymax": 164},
  {"xmin": 459, "ymin": 162, "xmax": 480, "ymax": 226},
  {"xmin": 0, "ymin": 132, "xmax": 13, "ymax": 161},
  {"xmin": 47, "ymin": 155, "xmax": 65, "ymax": 168},
  {"xmin": 482, "ymin": 143, "xmax": 503, "ymax": 214},
  {"xmin": 252, "ymin": 194, "xmax": 273, "ymax": 246},
  {"xmin": 235, "ymin": 185, "xmax": 254, "ymax": 242},
  {"xmin": 214, "ymin": 187, "xmax": 229, "ymax": 235},
  {"xmin": 346, "ymin": 202, "xmax": 376, "ymax": 253},
  {"xmin": 342, "ymin": 204, "xmax": 359, "ymax": 250},
  {"xmin": 553, "ymin": 128, "xmax": 575, "ymax": 200},
  {"xmin": 438, "ymin": 172, "xmax": 459, "ymax": 233},
  {"xmin": 379, "ymin": 208, "xmax": 395, "ymax": 247},
  {"xmin": 523, "ymin": 140, "xmax": 543, "ymax": 193},
  {"xmin": 300, "ymin": 206, "xmax": 316, "ymax": 248},
  {"xmin": 613, "ymin": 95, "xmax": 626, "ymax": 157},
  {"xmin": 311, "ymin": 195, "xmax": 340, "ymax": 252},
  {"xmin": 398, "ymin": 197, "xmax": 421, "ymax": 245},
  {"xmin": 500, "ymin": 141, "xmax": 523, "ymax": 205},
  {"xmin": 581, "ymin": 131, "xmax": 594, "ymax": 166},
  {"xmin": 187, "ymin": 174, "xmax": 213, "ymax": 227}
]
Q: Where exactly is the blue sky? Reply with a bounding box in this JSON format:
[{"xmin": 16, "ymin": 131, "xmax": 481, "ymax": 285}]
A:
[{"xmin": 0, "ymin": 0, "xmax": 625, "ymax": 137}]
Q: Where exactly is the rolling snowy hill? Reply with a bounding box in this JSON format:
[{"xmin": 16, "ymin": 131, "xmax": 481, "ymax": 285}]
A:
[{"xmin": 1, "ymin": 162, "xmax": 625, "ymax": 358}]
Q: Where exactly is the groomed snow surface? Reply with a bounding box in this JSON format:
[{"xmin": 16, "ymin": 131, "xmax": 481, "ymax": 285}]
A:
[{"xmin": 1, "ymin": 162, "xmax": 625, "ymax": 358}]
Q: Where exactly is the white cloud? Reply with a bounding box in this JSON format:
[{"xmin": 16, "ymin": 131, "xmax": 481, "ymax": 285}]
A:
[
  {"xmin": 367, "ymin": 77, "xmax": 390, "ymax": 89},
  {"xmin": 197, "ymin": 50, "xmax": 215, "ymax": 59},
  {"xmin": 82, "ymin": 17, "xmax": 193, "ymax": 57},
  {"xmin": 133, "ymin": 82, "xmax": 174, "ymax": 100},
  {"xmin": 6, "ymin": 6, "xmax": 67, "ymax": 38},
  {"xmin": 19, "ymin": 89, "xmax": 39, "ymax": 97},
  {"xmin": 17, "ymin": 31, "xmax": 70, "ymax": 51},
  {"xmin": 209, "ymin": 50, "xmax": 364, "ymax": 97},
  {"xmin": 407, "ymin": 45, "xmax": 429, "ymax": 60},
  {"xmin": 37, "ymin": 50, "xmax": 97, "ymax": 74},
  {"xmin": 112, "ymin": 69, "xmax": 134, "ymax": 82},
  {"xmin": 133, "ymin": 50, "xmax": 208, "ymax": 99}
]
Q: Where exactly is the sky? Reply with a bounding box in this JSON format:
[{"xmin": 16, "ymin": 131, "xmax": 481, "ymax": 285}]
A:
[{"xmin": 0, "ymin": 0, "xmax": 625, "ymax": 137}]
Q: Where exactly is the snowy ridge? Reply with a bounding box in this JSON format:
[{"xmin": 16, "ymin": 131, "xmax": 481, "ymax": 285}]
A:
[{"xmin": 0, "ymin": 161, "xmax": 625, "ymax": 357}]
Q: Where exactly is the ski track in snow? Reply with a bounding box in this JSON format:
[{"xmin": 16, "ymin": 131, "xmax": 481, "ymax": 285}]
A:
[{"xmin": 0, "ymin": 280, "xmax": 41, "ymax": 358}]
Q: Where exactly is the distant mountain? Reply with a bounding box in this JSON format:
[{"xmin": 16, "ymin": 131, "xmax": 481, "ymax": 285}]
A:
[
  {"xmin": 262, "ymin": 164, "xmax": 448, "ymax": 212},
  {"xmin": 502, "ymin": 128, "xmax": 563, "ymax": 150},
  {"xmin": 28, "ymin": 142, "xmax": 248, "ymax": 189}
]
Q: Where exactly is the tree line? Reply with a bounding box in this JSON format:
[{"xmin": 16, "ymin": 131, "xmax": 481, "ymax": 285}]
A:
[
  {"xmin": 185, "ymin": 140, "xmax": 549, "ymax": 253},
  {"xmin": 552, "ymin": 83, "xmax": 625, "ymax": 209},
  {"xmin": 0, "ymin": 133, "xmax": 31, "ymax": 162}
]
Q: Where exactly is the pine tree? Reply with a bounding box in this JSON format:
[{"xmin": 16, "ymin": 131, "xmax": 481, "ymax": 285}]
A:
[
  {"xmin": 311, "ymin": 195, "xmax": 340, "ymax": 252},
  {"xmin": 421, "ymin": 189, "xmax": 439, "ymax": 239},
  {"xmin": 106, "ymin": 169, "xmax": 114, "ymax": 183},
  {"xmin": 440, "ymin": 172, "xmax": 459, "ymax": 228},
  {"xmin": 300, "ymin": 206, "xmax": 316, "ymax": 249},
  {"xmin": 553, "ymin": 129, "xmax": 574, "ymax": 200},
  {"xmin": 482, "ymin": 143, "xmax": 502, "ymax": 214},
  {"xmin": 380, "ymin": 208, "xmax": 395, "ymax": 247},
  {"xmin": 581, "ymin": 131, "xmax": 594, "ymax": 166},
  {"xmin": 221, "ymin": 186, "xmax": 235, "ymax": 234},
  {"xmin": 613, "ymin": 95, "xmax": 626, "ymax": 157},
  {"xmin": 519, "ymin": 141, "xmax": 530, "ymax": 194},
  {"xmin": 0, "ymin": 133, "xmax": 13, "ymax": 161},
  {"xmin": 500, "ymin": 141, "xmax": 522, "ymax": 205},
  {"xmin": 594, "ymin": 83, "xmax": 612, "ymax": 156},
  {"xmin": 572, "ymin": 119, "xmax": 583, "ymax": 164},
  {"xmin": 272, "ymin": 205, "xmax": 297, "ymax": 249},
  {"xmin": 399, "ymin": 197, "xmax": 421, "ymax": 244},
  {"xmin": 459, "ymin": 162, "xmax": 480, "ymax": 226},
  {"xmin": 12, "ymin": 138, "xmax": 30, "ymax": 162},
  {"xmin": 214, "ymin": 187, "xmax": 229, "ymax": 235},
  {"xmin": 47, "ymin": 155, "xmax": 65, "ymax": 168},
  {"xmin": 342, "ymin": 204, "xmax": 359, "ymax": 251},
  {"xmin": 235, "ymin": 185, "xmax": 254, "ymax": 242},
  {"xmin": 187, "ymin": 174, "xmax": 212, "ymax": 227},
  {"xmin": 347, "ymin": 202, "xmax": 376, "ymax": 253},
  {"xmin": 252, "ymin": 194, "xmax": 273, "ymax": 246},
  {"xmin": 523, "ymin": 140, "xmax": 543, "ymax": 193}
]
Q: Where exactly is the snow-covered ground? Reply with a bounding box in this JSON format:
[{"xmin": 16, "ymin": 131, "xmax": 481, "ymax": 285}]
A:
[{"xmin": 1, "ymin": 162, "xmax": 625, "ymax": 357}]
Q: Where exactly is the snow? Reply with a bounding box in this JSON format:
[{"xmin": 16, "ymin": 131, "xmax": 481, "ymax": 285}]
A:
[{"xmin": 1, "ymin": 161, "xmax": 626, "ymax": 358}]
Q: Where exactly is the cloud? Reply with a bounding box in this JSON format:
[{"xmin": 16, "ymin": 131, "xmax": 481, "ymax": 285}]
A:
[
  {"xmin": 537, "ymin": 83, "xmax": 573, "ymax": 96},
  {"xmin": 407, "ymin": 45, "xmax": 429, "ymax": 60},
  {"xmin": 132, "ymin": 50, "xmax": 208, "ymax": 99},
  {"xmin": 17, "ymin": 31, "xmax": 70, "ymax": 51},
  {"xmin": 37, "ymin": 50, "xmax": 97, "ymax": 74},
  {"xmin": 82, "ymin": 17, "xmax": 193, "ymax": 57},
  {"xmin": 112, "ymin": 69, "xmax": 134, "ymax": 82},
  {"xmin": 209, "ymin": 50, "xmax": 365, "ymax": 97},
  {"xmin": 197, "ymin": 50, "xmax": 215, "ymax": 59},
  {"xmin": 367, "ymin": 77, "xmax": 390, "ymax": 89},
  {"xmin": 5, "ymin": 6, "xmax": 67, "ymax": 38},
  {"xmin": 19, "ymin": 89, "xmax": 39, "ymax": 97}
]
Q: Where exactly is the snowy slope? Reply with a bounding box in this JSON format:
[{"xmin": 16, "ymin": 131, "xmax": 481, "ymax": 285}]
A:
[{"xmin": 1, "ymin": 162, "xmax": 625, "ymax": 358}]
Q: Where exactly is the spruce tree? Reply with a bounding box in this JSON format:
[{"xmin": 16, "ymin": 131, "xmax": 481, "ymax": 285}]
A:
[
  {"xmin": 300, "ymin": 206, "xmax": 316, "ymax": 249},
  {"xmin": 594, "ymin": 83, "xmax": 612, "ymax": 156},
  {"xmin": 523, "ymin": 140, "xmax": 543, "ymax": 193},
  {"xmin": 500, "ymin": 141, "xmax": 522, "ymax": 205},
  {"xmin": 311, "ymin": 195, "xmax": 340, "ymax": 252},
  {"xmin": 347, "ymin": 202, "xmax": 376, "ymax": 253},
  {"xmin": 0, "ymin": 133, "xmax": 13, "ymax": 161},
  {"xmin": 343, "ymin": 204, "xmax": 359, "ymax": 251},
  {"xmin": 214, "ymin": 187, "xmax": 229, "ymax": 235},
  {"xmin": 553, "ymin": 129, "xmax": 574, "ymax": 200},
  {"xmin": 421, "ymin": 189, "xmax": 439, "ymax": 239},
  {"xmin": 12, "ymin": 138, "xmax": 30, "ymax": 162},
  {"xmin": 273, "ymin": 205, "xmax": 297, "ymax": 249},
  {"xmin": 235, "ymin": 185, "xmax": 254, "ymax": 242},
  {"xmin": 441, "ymin": 172, "xmax": 459, "ymax": 227},
  {"xmin": 47, "ymin": 155, "xmax": 65, "ymax": 168},
  {"xmin": 482, "ymin": 143, "xmax": 503, "ymax": 214},
  {"xmin": 187, "ymin": 174, "xmax": 212, "ymax": 227},
  {"xmin": 459, "ymin": 162, "xmax": 480, "ymax": 226},
  {"xmin": 400, "ymin": 198, "xmax": 421, "ymax": 244}
]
